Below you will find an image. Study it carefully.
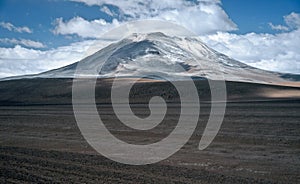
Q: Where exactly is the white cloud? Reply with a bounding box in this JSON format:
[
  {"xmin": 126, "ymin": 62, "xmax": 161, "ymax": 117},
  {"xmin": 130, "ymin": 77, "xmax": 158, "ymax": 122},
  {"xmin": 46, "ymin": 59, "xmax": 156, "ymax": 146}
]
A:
[
  {"xmin": 0, "ymin": 22, "xmax": 32, "ymax": 33},
  {"xmin": 1, "ymin": 3, "xmax": 299, "ymax": 78},
  {"xmin": 268, "ymin": 23, "xmax": 289, "ymax": 31},
  {"xmin": 53, "ymin": 16, "xmax": 120, "ymax": 38},
  {"xmin": 200, "ymin": 29, "xmax": 300, "ymax": 74},
  {"xmin": 269, "ymin": 12, "xmax": 300, "ymax": 31},
  {"xmin": 100, "ymin": 5, "xmax": 114, "ymax": 17},
  {"xmin": 0, "ymin": 38, "xmax": 45, "ymax": 48},
  {"xmin": 0, "ymin": 38, "xmax": 114, "ymax": 78},
  {"xmin": 0, "ymin": 40, "xmax": 95, "ymax": 78},
  {"xmin": 284, "ymin": 12, "xmax": 300, "ymax": 29},
  {"xmin": 59, "ymin": 0, "xmax": 237, "ymax": 37},
  {"xmin": 201, "ymin": 12, "xmax": 300, "ymax": 74}
]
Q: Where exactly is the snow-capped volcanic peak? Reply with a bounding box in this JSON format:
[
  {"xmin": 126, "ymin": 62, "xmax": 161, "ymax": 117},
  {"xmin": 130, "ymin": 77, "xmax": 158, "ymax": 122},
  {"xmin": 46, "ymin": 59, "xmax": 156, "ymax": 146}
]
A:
[
  {"xmin": 99, "ymin": 33, "xmax": 202, "ymax": 76},
  {"xmin": 10, "ymin": 32, "xmax": 295, "ymax": 85}
]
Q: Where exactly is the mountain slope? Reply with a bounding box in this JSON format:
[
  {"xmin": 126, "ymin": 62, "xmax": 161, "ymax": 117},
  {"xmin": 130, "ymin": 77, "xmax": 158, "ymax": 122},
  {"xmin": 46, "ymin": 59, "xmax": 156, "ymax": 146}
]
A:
[{"xmin": 2, "ymin": 32, "xmax": 299, "ymax": 86}]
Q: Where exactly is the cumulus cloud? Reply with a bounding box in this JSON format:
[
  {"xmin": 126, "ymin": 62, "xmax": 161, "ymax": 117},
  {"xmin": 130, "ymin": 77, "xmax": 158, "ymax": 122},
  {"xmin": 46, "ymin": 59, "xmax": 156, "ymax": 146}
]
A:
[
  {"xmin": 0, "ymin": 38, "xmax": 45, "ymax": 48},
  {"xmin": 100, "ymin": 6, "xmax": 115, "ymax": 17},
  {"xmin": 268, "ymin": 23, "xmax": 289, "ymax": 31},
  {"xmin": 0, "ymin": 40, "xmax": 93, "ymax": 78},
  {"xmin": 57, "ymin": 0, "xmax": 237, "ymax": 37},
  {"xmin": 200, "ymin": 29, "xmax": 300, "ymax": 74},
  {"xmin": 0, "ymin": 38, "xmax": 114, "ymax": 78},
  {"xmin": 269, "ymin": 12, "xmax": 300, "ymax": 31},
  {"xmin": 0, "ymin": 22, "xmax": 32, "ymax": 33},
  {"xmin": 53, "ymin": 16, "xmax": 120, "ymax": 38},
  {"xmin": 1, "ymin": 3, "xmax": 299, "ymax": 78},
  {"xmin": 200, "ymin": 12, "xmax": 300, "ymax": 74},
  {"xmin": 284, "ymin": 12, "xmax": 300, "ymax": 29}
]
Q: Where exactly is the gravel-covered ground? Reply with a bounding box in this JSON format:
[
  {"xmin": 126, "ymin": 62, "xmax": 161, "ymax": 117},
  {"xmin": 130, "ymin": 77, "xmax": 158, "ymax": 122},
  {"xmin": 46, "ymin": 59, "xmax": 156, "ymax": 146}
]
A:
[{"xmin": 0, "ymin": 101, "xmax": 299, "ymax": 183}]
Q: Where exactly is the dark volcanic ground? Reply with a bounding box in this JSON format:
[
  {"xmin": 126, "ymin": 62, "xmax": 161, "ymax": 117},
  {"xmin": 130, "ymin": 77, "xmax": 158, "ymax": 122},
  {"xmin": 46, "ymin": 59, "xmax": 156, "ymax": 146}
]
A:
[{"xmin": 0, "ymin": 78, "xmax": 300, "ymax": 183}]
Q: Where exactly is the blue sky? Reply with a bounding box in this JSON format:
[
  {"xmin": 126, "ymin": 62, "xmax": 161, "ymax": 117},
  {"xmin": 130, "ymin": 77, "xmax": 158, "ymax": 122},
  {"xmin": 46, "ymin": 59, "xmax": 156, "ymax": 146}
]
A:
[
  {"xmin": 0, "ymin": 0, "xmax": 299, "ymax": 48},
  {"xmin": 0, "ymin": 0, "xmax": 300, "ymax": 77},
  {"xmin": 222, "ymin": 0, "xmax": 300, "ymax": 33},
  {"xmin": 0, "ymin": 0, "xmax": 107, "ymax": 48}
]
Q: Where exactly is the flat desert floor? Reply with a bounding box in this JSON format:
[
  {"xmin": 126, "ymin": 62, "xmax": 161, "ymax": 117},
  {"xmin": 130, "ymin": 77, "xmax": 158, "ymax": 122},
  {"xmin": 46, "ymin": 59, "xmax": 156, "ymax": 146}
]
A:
[{"xmin": 0, "ymin": 101, "xmax": 300, "ymax": 183}]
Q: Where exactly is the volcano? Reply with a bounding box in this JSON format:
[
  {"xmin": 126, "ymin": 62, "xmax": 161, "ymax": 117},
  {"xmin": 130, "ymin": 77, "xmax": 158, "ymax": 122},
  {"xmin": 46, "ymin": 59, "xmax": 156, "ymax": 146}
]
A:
[
  {"xmin": 3, "ymin": 32, "xmax": 299, "ymax": 86},
  {"xmin": 0, "ymin": 32, "xmax": 300, "ymax": 105}
]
